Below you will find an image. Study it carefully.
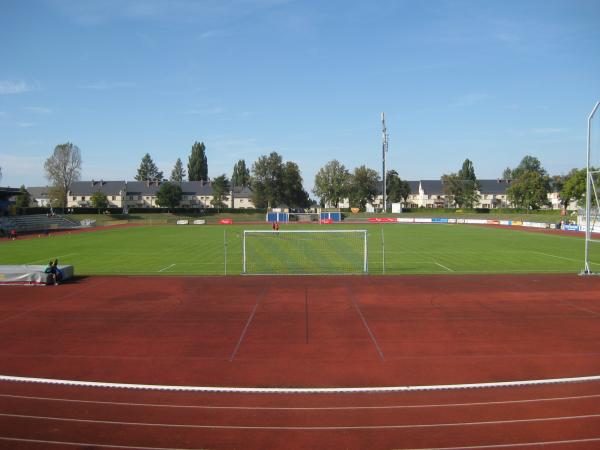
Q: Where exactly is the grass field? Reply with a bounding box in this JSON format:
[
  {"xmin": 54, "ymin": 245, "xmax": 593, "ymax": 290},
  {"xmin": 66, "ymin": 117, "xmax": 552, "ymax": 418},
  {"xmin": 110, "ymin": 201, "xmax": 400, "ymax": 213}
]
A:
[{"xmin": 2, "ymin": 223, "xmax": 597, "ymax": 275}]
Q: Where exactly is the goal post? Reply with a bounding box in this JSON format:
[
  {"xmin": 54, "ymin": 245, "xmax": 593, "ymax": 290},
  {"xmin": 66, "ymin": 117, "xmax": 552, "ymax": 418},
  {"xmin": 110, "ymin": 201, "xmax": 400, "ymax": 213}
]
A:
[
  {"xmin": 242, "ymin": 229, "xmax": 368, "ymax": 275},
  {"xmin": 582, "ymin": 100, "xmax": 600, "ymax": 275}
]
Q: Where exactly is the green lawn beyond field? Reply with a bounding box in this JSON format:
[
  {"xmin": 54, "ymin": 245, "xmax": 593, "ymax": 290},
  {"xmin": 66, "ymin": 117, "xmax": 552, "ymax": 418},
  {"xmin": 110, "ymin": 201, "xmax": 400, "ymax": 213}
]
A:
[{"xmin": 1, "ymin": 224, "xmax": 596, "ymax": 275}]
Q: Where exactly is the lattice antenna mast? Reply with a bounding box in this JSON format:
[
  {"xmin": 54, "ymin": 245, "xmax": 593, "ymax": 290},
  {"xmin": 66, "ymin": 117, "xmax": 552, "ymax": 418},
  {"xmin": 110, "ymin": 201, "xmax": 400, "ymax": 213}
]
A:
[
  {"xmin": 382, "ymin": 112, "xmax": 389, "ymax": 213},
  {"xmin": 582, "ymin": 100, "xmax": 600, "ymax": 275}
]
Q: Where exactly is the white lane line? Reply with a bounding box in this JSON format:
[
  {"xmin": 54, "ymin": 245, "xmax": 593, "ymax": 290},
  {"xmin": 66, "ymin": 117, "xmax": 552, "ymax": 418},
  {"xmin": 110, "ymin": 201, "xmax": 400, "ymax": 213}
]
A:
[
  {"xmin": 347, "ymin": 286, "xmax": 385, "ymax": 361},
  {"xmin": 2, "ymin": 437, "xmax": 600, "ymax": 450},
  {"xmin": 229, "ymin": 285, "xmax": 268, "ymax": 362},
  {"xmin": 1, "ymin": 436, "xmax": 600, "ymax": 450},
  {"xmin": 2, "ymin": 392, "xmax": 600, "ymax": 411},
  {"xmin": 1, "ymin": 412, "xmax": 600, "ymax": 430},
  {"xmin": 0, "ymin": 437, "xmax": 187, "ymax": 450},
  {"xmin": 408, "ymin": 437, "xmax": 600, "ymax": 449},
  {"xmin": 1, "ymin": 374, "xmax": 599, "ymax": 394},
  {"xmin": 157, "ymin": 263, "xmax": 175, "ymax": 273},
  {"xmin": 434, "ymin": 262, "xmax": 454, "ymax": 272}
]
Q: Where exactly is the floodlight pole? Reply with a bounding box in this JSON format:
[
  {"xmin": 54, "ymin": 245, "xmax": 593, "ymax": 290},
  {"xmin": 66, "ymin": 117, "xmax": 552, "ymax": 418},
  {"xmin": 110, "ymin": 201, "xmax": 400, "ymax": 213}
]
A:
[
  {"xmin": 583, "ymin": 101, "xmax": 600, "ymax": 275},
  {"xmin": 382, "ymin": 112, "xmax": 388, "ymax": 213}
]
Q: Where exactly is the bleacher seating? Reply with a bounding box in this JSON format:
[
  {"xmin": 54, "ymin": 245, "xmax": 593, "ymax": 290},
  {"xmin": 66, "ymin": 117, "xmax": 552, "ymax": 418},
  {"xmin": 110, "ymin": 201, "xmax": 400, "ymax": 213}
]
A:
[{"xmin": 0, "ymin": 214, "xmax": 82, "ymax": 234}]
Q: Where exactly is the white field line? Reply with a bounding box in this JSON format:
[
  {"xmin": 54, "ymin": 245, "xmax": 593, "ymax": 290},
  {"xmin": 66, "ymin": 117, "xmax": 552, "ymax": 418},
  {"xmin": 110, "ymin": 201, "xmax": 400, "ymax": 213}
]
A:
[
  {"xmin": 157, "ymin": 263, "xmax": 175, "ymax": 273},
  {"xmin": 1, "ymin": 411, "xmax": 600, "ymax": 430},
  {"xmin": 27, "ymin": 253, "xmax": 77, "ymax": 265},
  {"xmin": 1, "ymin": 374, "xmax": 599, "ymax": 394},
  {"xmin": 2, "ymin": 392, "xmax": 600, "ymax": 411},
  {"xmin": 532, "ymin": 251, "xmax": 580, "ymax": 263},
  {"xmin": 434, "ymin": 262, "xmax": 454, "ymax": 272}
]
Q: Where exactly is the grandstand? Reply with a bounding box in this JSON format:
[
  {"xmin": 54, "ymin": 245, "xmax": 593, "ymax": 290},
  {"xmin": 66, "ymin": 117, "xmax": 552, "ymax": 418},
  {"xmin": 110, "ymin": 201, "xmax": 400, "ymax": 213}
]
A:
[{"xmin": 0, "ymin": 214, "xmax": 82, "ymax": 235}]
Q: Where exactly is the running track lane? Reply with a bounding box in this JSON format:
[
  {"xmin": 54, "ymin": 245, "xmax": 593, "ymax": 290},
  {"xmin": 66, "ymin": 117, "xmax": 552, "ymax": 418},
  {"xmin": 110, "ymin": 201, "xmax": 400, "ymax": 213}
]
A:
[{"xmin": 0, "ymin": 380, "xmax": 600, "ymax": 449}]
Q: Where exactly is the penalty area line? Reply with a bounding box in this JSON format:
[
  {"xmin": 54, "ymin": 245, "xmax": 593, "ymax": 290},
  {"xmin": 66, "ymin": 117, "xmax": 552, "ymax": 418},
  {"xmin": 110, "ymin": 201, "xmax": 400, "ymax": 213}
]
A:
[
  {"xmin": 1, "ymin": 374, "xmax": 599, "ymax": 394},
  {"xmin": 157, "ymin": 263, "xmax": 176, "ymax": 273},
  {"xmin": 434, "ymin": 261, "xmax": 454, "ymax": 272}
]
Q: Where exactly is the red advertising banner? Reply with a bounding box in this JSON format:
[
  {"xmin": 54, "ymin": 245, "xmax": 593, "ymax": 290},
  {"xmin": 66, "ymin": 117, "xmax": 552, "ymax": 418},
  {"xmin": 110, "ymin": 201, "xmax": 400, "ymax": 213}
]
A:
[
  {"xmin": 219, "ymin": 219, "xmax": 233, "ymax": 225},
  {"xmin": 368, "ymin": 218, "xmax": 396, "ymax": 223},
  {"xmin": 320, "ymin": 218, "xmax": 333, "ymax": 224}
]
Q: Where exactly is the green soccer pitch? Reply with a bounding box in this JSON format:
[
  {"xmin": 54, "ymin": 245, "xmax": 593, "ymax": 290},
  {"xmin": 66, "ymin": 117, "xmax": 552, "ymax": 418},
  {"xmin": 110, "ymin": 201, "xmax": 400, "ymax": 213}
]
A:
[{"xmin": 2, "ymin": 224, "xmax": 598, "ymax": 275}]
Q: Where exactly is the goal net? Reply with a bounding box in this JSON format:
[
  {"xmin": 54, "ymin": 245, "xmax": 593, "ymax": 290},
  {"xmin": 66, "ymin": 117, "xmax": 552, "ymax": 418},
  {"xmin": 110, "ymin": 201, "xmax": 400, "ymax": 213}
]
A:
[{"xmin": 242, "ymin": 230, "xmax": 368, "ymax": 274}]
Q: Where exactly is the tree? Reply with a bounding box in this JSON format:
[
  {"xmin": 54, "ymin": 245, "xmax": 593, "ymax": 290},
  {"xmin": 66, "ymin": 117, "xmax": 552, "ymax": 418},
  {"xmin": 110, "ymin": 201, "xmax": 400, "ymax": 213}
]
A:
[
  {"xmin": 457, "ymin": 158, "xmax": 480, "ymax": 208},
  {"xmin": 441, "ymin": 173, "xmax": 462, "ymax": 207},
  {"xmin": 510, "ymin": 155, "xmax": 547, "ymax": 179},
  {"xmin": 313, "ymin": 160, "xmax": 351, "ymax": 208},
  {"xmin": 231, "ymin": 159, "xmax": 250, "ymax": 187},
  {"xmin": 560, "ymin": 168, "xmax": 588, "ymax": 209},
  {"xmin": 348, "ymin": 165, "xmax": 380, "ymax": 209},
  {"xmin": 251, "ymin": 152, "xmax": 284, "ymax": 208},
  {"xmin": 135, "ymin": 153, "xmax": 163, "ymax": 181},
  {"xmin": 44, "ymin": 142, "xmax": 82, "ymax": 209},
  {"xmin": 502, "ymin": 167, "xmax": 512, "ymax": 180},
  {"xmin": 281, "ymin": 161, "xmax": 310, "ymax": 208},
  {"xmin": 155, "ymin": 182, "xmax": 183, "ymax": 208},
  {"xmin": 15, "ymin": 185, "xmax": 31, "ymax": 208},
  {"xmin": 188, "ymin": 141, "xmax": 208, "ymax": 181},
  {"xmin": 91, "ymin": 191, "xmax": 109, "ymax": 209},
  {"xmin": 507, "ymin": 171, "xmax": 551, "ymax": 210},
  {"xmin": 386, "ymin": 170, "xmax": 410, "ymax": 204},
  {"xmin": 211, "ymin": 174, "xmax": 230, "ymax": 209},
  {"xmin": 170, "ymin": 158, "xmax": 186, "ymax": 182}
]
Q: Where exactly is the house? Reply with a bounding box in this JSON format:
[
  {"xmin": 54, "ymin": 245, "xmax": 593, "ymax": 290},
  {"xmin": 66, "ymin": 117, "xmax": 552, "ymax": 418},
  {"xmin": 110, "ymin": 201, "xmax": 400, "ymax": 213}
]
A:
[
  {"xmin": 59, "ymin": 180, "xmax": 257, "ymax": 209},
  {"xmin": 477, "ymin": 179, "xmax": 513, "ymax": 208},
  {"xmin": 26, "ymin": 186, "xmax": 52, "ymax": 207},
  {"xmin": 360, "ymin": 178, "xmax": 571, "ymax": 210},
  {"xmin": 68, "ymin": 180, "xmax": 127, "ymax": 207}
]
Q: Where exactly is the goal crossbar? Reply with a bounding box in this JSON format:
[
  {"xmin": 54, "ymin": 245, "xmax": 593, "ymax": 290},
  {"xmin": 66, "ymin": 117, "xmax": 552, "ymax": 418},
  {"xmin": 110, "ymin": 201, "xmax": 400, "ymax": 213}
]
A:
[{"xmin": 242, "ymin": 229, "xmax": 368, "ymax": 275}]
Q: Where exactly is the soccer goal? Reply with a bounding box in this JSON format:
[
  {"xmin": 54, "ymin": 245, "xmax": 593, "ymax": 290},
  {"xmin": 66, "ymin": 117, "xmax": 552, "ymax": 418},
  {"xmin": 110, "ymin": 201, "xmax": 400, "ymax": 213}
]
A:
[
  {"xmin": 242, "ymin": 230, "xmax": 368, "ymax": 275},
  {"xmin": 582, "ymin": 101, "xmax": 600, "ymax": 275}
]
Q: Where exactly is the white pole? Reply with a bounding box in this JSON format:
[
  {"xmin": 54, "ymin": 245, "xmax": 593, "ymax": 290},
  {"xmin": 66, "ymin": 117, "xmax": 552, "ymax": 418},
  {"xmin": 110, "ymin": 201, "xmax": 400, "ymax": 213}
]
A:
[
  {"xmin": 364, "ymin": 230, "xmax": 368, "ymax": 273},
  {"xmin": 381, "ymin": 227, "xmax": 385, "ymax": 275},
  {"xmin": 583, "ymin": 101, "xmax": 600, "ymax": 275},
  {"xmin": 382, "ymin": 112, "xmax": 388, "ymax": 213},
  {"xmin": 224, "ymin": 229, "xmax": 227, "ymax": 276},
  {"xmin": 242, "ymin": 230, "xmax": 247, "ymax": 274}
]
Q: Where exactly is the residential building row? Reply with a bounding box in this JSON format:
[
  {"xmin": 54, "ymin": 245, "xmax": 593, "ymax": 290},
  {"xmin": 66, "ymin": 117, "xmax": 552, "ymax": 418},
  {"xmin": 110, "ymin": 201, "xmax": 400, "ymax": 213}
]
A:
[
  {"xmin": 27, "ymin": 180, "xmax": 255, "ymax": 209},
  {"xmin": 25, "ymin": 178, "xmax": 574, "ymax": 210}
]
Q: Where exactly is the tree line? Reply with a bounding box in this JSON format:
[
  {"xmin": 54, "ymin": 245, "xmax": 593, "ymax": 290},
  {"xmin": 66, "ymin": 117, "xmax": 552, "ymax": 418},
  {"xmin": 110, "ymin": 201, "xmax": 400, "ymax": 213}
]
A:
[{"xmin": 6, "ymin": 140, "xmax": 594, "ymax": 211}]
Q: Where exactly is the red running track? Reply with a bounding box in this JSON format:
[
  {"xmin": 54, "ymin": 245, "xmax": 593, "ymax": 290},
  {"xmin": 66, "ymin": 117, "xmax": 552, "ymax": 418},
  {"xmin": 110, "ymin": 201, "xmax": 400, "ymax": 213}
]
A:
[{"xmin": 0, "ymin": 274, "xmax": 599, "ymax": 449}]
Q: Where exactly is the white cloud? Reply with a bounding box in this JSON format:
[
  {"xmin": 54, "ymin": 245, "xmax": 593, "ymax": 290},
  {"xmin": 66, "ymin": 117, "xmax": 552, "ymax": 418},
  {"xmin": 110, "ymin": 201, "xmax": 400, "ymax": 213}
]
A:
[
  {"xmin": 452, "ymin": 93, "xmax": 493, "ymax": 107},
  {"xmin": 531, "ymin": 128, "xmax": 569, "ymax": 134},
  {"xmin": 0, "ymin": 80, "xmax": 32, "ymax": 95},
  {"xmin": 22, "ymin": 106, "xmax": 53, "ymax": 114},
  {"xmin": 0, "ymin": 154, "xmax": 46, "ymax": 185},
  {"xmin": 186, "ymin": 106, "xmax": 225, "ymax": 115},
  {"xmin": 48, "ymin": 0, "xmax": 293, "ymax": 25},
  {"xmin": 494, "ymin": 32, "xmax": 520, "ymax": 44},
  {"xmin": 79, "ymin": 81, "xmax": 136, "ymax": 90},
  {"xmin": 17, "ymin": 122, "xmax": 36, "ymax": 128}
]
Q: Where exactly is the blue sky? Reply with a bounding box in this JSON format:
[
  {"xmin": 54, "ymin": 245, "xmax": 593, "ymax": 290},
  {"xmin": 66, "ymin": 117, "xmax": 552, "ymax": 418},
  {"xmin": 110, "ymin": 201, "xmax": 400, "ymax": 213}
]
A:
[{"xmin": 1, "ymin": 0, "xmax": 599, "ymax": 192}]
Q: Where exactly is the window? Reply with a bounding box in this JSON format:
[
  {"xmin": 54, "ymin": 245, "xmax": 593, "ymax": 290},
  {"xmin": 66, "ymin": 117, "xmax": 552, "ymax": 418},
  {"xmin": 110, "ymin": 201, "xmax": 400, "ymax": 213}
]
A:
[
  {"xmin": 81, "ymin": 196, "xmax": 86, "ymax": 201},
  {"xmin": 72, "ymin": 196, "xmax": 76, "ymax": 201},
  {"xmin": 112, "ymin": 196, "xmax": 116, "ymax": 200}
]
